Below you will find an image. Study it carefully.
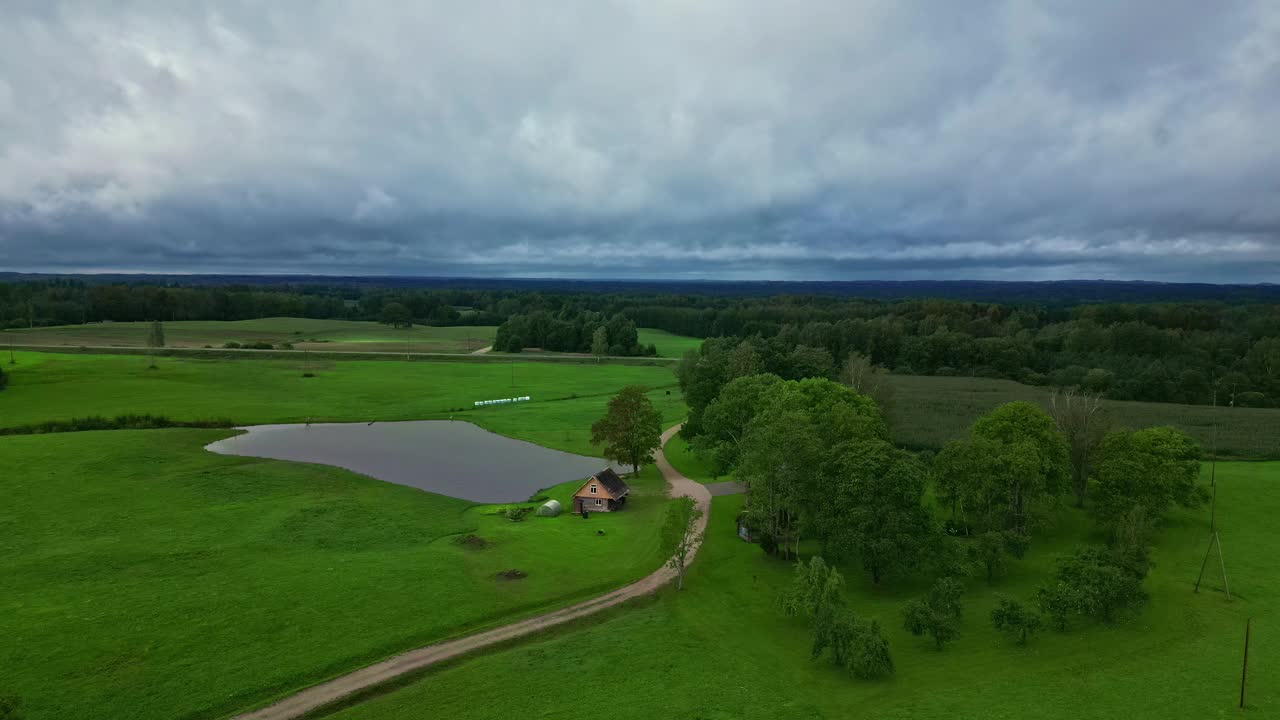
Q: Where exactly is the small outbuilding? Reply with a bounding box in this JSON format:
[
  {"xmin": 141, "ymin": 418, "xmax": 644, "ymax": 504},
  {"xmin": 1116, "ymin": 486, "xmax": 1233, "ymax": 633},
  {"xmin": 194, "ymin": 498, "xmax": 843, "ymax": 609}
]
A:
[
  {"xmin": 537, "ymin": 499, "xmax": 563, "ymax": 517},
  {"xmin": 572, "ymin": 468, "xmax": 630, "ymax": 513}
]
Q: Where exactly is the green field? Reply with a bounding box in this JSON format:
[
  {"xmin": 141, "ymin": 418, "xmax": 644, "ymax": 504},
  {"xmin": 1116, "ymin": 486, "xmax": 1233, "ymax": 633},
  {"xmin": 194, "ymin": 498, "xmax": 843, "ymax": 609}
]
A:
[
  {"xmin": 324, "ymin": 462, "xmax": 1275, "ymax": 720},
  {"xmin": 2, "ymin": 319, "xmax": 497, "ymax": 354},
  {"xmin": 0, "ymin": 351, "xmax": 681, "ymax": 453},
  {"xmin": 0, "ymin": 428, "xmax": 677, "ymax": 720},
  {"xmin": 636, "ymin": 328, "xmax": 704, "ymax": 358},
  {"xmin": 887, "ymin": 374, "xmax": 1280, "ymax": 459}
]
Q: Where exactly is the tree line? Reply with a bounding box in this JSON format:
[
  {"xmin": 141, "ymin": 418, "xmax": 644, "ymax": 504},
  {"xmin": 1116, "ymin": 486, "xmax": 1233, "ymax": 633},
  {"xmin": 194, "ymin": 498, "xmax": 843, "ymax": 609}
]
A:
[{"xmin": 3, "ymin": 277, "xmax": 1277, "ymax": 405}]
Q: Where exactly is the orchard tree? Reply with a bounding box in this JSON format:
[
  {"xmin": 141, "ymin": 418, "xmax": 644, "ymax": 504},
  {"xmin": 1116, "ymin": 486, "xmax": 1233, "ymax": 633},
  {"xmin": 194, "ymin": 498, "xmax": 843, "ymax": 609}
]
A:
[
  {"xmin": 970, "ymin": 530, "xmax": 1030, "ymax": 583},
  {"xmin": 1091, "ymin": 426, "xmax": 1205, "ymax": 532},
  {"xmin": 590, "ymin": 385, "xmax": 663, "ymax": 474},
  {"xmin": 812, "ymin": 608, "xmax": 894, "ymax": 679},
  {"xmin": 1048, "ymin": 389, "xmax": 1110, "ymax": 507},
  {"xmin": 902, "ymin": 577, "xmax": 965, "ymax": 649},
  {"xmin": 1052, "ymin": 546, "xmax": 1147, "ymax": 624},
  {"xmin": 990, "ymin": 597, "xmax": 1042, "ymax": 645}
]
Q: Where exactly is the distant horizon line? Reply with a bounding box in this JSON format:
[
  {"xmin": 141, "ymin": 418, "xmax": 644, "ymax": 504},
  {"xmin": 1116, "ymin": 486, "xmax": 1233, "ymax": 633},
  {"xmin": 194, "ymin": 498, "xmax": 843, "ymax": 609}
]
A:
[{"xmin": 2, "ymin": 271, "xmax": 1275, "ymax": 288}]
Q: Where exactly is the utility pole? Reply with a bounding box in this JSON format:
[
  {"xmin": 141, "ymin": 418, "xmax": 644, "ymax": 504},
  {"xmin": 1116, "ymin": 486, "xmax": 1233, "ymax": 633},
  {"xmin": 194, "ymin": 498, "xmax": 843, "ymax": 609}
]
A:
[{"xmin": 1240, "ymin": 618, "xmax": 1251, "ymax": 709}]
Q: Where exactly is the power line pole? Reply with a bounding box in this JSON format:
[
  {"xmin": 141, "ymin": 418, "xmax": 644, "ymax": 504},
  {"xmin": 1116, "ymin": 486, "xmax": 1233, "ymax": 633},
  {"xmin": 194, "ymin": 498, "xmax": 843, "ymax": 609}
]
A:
[{"xmin": 1240, "ymin": 617, "xmax": 1251, "ymax": 709}]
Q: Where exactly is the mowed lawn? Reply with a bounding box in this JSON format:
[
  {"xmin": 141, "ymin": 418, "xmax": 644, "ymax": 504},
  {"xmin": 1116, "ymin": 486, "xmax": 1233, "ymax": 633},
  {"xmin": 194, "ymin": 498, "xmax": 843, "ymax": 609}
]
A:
[
  {"xmin": 326, "ymin": 461, "xmax": 1276, "ymax": 720},
  {"xmin": 0, "ymin": 352, "xmax": 680, "ymax": 453},
  {"xmin": 3, "ymin": 319, "xmax": 497, "ymax": 353},
  {"xmin": 0, "ymin": 429, "xmax": 676, "ymax": 720}
]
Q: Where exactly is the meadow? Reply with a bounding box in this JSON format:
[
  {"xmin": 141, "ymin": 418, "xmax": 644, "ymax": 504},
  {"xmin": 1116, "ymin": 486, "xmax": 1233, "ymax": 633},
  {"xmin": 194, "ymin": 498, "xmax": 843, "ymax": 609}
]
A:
[
  {"xmin": 2, "ymin": 319, "xmax": 497, "ymax": 354},
  {"xmin": 887, "ymin": 374, "xmax": 1280, "ymax": 459},
  {"xmin": 0, "ymin": 351, "xmax": 681, "ymax": 454},
  {"xmin": 635, "ymin": 328, "xmax": 704, "ymax": 358},
  {"xmin": 0, "ymin": 428, "xmax": 677, "ymax": 720},
  {"xmin": 323, "ymin": 462, "xmax": 1275, "ymax": 720}
]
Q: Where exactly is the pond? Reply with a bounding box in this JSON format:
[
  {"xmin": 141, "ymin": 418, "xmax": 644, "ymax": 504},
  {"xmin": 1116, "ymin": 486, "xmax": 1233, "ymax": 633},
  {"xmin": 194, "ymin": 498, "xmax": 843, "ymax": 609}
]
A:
[{"xmin": 205, "ymin": 420, "xmax": 614, "ymax": 503}]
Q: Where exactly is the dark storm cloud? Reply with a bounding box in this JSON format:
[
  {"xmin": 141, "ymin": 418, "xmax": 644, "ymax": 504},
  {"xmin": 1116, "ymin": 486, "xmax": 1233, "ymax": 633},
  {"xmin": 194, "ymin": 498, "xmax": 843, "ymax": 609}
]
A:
[{"xmin": 1, "ymin": 0, "xmax": 1278, "ymax": 281}]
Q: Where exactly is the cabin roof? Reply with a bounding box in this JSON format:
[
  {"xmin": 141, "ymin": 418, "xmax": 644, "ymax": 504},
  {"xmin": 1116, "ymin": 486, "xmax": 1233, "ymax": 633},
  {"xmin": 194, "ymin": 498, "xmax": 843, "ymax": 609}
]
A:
[{"xmin": 574, "ymin": 467, "xmax": 630, "ymax": 499}]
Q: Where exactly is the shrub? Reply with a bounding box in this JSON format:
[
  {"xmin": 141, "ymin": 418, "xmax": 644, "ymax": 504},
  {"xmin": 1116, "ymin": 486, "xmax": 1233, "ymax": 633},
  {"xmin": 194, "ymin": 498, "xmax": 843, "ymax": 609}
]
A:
[
  {"xmin": 0, "ymin": 365, "xmax": 7, "ymax": 391},
  {"xmin": 902, "ymin": 577, "xmax": 965, "ymax": 649},
  {"xmin": 278, "ymin": 342, "xmax": 294, "ymax": 350},
  {"xmin": 223, "ymin": 341, "xmax": 242, "ymax": 349},
  {"xmin": 503, "ymin": 506, "xmax": 534, "ymax": 522},
  {"xmin": 495, "ymin": 569, "xmax": 527, "ymax": 581},
  {"xmin": 812, "ymin": 608, "xmax": 894, "ymax": 679},
  {"xmin": 242, "ymin": 341, "xmax": 273, "ymax": 350},
  {"xmin": 0, "ymin": 414, "xmax": 235, "ymax": 436}
]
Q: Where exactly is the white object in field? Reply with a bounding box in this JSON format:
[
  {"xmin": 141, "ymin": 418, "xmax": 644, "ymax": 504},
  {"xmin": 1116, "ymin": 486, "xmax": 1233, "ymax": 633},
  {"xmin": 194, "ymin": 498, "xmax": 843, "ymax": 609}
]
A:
[
  {"xmin": 537, "ymin": 499, "xmax": 562, "ymax": 517},
  {"xmin": 473, "ymin": 396, "xmax": 532, "ymax": 407}
]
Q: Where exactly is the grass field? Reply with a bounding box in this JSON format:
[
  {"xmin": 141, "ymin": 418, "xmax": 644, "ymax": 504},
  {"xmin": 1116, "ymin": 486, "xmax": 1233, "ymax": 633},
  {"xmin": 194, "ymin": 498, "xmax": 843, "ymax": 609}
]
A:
[
  {"xmin": 0, "ymin": 351, "xmax": 682, "ymax": 454},
  {"xmin": 636, "ymin": 328, "xmax": 704, "ymax": 358},
  {"xmin": 324, "ymin": 462, "xmax": 1275, "ymax": 720},
  {"xmin": 2, "ymin": 319, "xmax": 497, "ymax": 354},
  {"xmin": 887, "ymin": 374, "xmax": 1280, "ymax": 459},
  {"xmin": 0, "ymin": 429, "xmax": 676, "ymax": 720}
]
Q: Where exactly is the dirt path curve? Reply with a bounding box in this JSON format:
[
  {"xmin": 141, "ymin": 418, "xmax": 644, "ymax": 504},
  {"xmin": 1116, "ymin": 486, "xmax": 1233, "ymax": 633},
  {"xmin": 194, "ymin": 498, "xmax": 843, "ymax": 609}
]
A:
[
  {"xmin": 470, "ymin": 345, "xmax": 493, "ymax": 355},
  {"xmin": 231, "ymin": 424, "xmax": 709, "ymax": 720}
]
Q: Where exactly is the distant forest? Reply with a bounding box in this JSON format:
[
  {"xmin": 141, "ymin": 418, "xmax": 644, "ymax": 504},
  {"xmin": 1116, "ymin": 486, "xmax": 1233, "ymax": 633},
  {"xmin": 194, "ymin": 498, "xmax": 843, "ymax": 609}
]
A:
[{"xmin": 2, "ymin": 276, "xmax": 1277, "ymax": 407}]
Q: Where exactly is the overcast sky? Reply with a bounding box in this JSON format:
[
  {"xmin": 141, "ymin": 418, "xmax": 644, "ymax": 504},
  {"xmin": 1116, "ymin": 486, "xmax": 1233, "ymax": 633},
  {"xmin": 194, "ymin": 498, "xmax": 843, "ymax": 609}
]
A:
[{"xmin": 1, "ymin": 1, "xmax": 1278, "ymax": 282}]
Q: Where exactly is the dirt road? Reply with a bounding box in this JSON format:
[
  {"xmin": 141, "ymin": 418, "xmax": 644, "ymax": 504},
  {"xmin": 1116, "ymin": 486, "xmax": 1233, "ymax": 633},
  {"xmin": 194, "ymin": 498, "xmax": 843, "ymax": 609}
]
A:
[{"xmin": 231, "ymin": 424, "xmax": 709, "ymax": 720}]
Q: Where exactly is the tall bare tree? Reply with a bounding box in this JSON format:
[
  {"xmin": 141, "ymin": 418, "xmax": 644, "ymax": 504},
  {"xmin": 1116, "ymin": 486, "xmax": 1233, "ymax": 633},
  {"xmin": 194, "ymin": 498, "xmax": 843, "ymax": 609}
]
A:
[
  {"xmin": 840, "ymin": 352, "xmax": 895, "ymax": 412},
  {"xmin": 1048, "ymin": 389, "xmax": 1109, "ymax": 508}
]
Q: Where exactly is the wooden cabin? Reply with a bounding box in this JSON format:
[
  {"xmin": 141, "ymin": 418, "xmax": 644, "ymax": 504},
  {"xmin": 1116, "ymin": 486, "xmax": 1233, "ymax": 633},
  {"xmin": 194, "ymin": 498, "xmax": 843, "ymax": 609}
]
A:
[{"xmin": 572, "ymin": 468, "xmax": 630, "ymax": 513}]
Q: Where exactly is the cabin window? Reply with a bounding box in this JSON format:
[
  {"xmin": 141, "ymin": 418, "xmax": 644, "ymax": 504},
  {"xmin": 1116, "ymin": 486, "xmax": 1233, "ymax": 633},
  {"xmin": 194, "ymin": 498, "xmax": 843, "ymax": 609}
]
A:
[
  {"xmin": 590, "ymin": 485, "xmax": 597, "ymax": 494},
  {"xmin": 596, "ymin": 498, "xmax": 602, "ymax": 506}
]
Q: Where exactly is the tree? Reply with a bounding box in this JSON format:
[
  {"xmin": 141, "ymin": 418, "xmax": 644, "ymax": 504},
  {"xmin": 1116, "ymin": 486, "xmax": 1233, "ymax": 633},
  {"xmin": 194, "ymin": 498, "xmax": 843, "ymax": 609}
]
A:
[
  {"xmin": 969, "ymin": 530, "xmax": 1029, "ymax": 582},
  {"xmin": 1048, "ymin": 389, "xmax": 1109, "ymax": 507},
  {"xmin": 590, "ymin": 385, "xmax": 663, "ymax": 474},
  {"xmin": 1036, "ymin": 582, "xmax": 1077, "ymax": 631},
  {"xmin": 591, "ymin": 325, "xmax": 609, "ymax": 363},
  {"xmin": 1050, "ymin": 546, "xmax": 1147, "ymax": 624},
  {"xmin": 902, "ymin": 577, "xmax": 965, "ymax": 649},
  {"xmin": 820, "ymin": 439, "xmax": 934, "ymax": 583},
  {"xmin": 663, "ymin": 497, "xmax": 704, "ymax": 590},
  {"xmin": 839, "ymin": 352, "xmax": 895, "ymax": 412},
  {"xmin": 1091, "ymin": 426, "xmax": 1204, "ymax": 532},
  {"xmin": 990, "ymin": 597, "xmax": 1042, "ymax": 645},
  {"xmin": 970, "ymin": 402, "xmax": 1070, "ymax": 534},
  {"xmin": 145, "ymin": 320, "xmax": 165, "ymax": 369},
  {"xmin": 812, "ymin": 608, "xmax": 894, "ymax": 679},
  {"xmin": 697, "ymin": 373, "xmax": 783, "ymax": 473},
  {"xmin": 379, "ymin": 302, "xmax": 412, "ymax": 328},
  {"xmin": 778, "ymin": 556, "xmax": 844, "ymax": 618}
]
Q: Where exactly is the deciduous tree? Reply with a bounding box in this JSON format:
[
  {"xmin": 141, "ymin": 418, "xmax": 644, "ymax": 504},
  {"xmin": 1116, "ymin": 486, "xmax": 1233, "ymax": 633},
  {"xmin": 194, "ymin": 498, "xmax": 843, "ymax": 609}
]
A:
[
  {"xmin": 663, "ymin": 497, "xmax": 704, "ymax": 590},
  {"xmin": 902, "ymin": 577, "xmax": 965, "ymax": 649},
  {"xmin": 145, "ymin": 320, "xmax": 165, "ymax": 369},
  {"xmin": 590, "ymin": 385, "xmax": 663, "ymax": 474},
  {"xmin": 990, "ymin": 597, "xmax": 1042, "ymax": 645},
  {"xmin": 591, "ymin": 325, "xmax": 609, "ymax": 362},
  {"xmin": 1091, "ymin": 427, "xmax": 1205, "ymax": 532},
  {"xmin": 1048, "ymin": 389, "xmax": 1109, "ymax": 507},
  {"xmin": 378, "ymin": 302, "xmax": 412, "ymax": 328}
]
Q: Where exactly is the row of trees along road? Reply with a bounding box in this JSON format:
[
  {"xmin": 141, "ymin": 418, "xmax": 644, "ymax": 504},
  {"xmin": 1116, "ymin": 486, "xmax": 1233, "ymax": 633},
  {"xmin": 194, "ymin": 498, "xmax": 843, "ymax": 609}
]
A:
[{"xmin": 681, "ymin": 355, "xmax": 1210, "ymax": 672}]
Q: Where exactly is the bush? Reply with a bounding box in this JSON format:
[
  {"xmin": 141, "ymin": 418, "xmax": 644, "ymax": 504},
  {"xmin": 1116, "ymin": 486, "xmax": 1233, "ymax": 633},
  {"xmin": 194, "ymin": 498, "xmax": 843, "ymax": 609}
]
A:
[
  {"xmin": 902, "ymin": 577, "xmax": 965, "ymax": 649},
  {"xmin": 812, "ymin": 608, "xmax": 894, "ymax": 679},
  {"xmin": 278, "ymin": 342, "xmax": 294, "ymax": 350},
  {"xmin": 242, "ymin": 341, "xmax": 273, "ymax": 350},
  {"xmin": 0, "ymin": 365, "xmax": 7, "ymax": 391},
  {"xmin": 503, "ymin": 506, "xmax": 534, "ymax": 522},
  {"xmin": 223, "ymin": 341, "xmax": 242, "ymax": 349}
]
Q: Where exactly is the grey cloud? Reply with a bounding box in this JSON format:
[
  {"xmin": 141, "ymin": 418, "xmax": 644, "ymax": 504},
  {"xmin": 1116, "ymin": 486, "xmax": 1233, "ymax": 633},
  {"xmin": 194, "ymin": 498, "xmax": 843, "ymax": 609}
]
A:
[{"xmin": 1, "ymin": 0, "xmax": 1279, "ymax": 282}]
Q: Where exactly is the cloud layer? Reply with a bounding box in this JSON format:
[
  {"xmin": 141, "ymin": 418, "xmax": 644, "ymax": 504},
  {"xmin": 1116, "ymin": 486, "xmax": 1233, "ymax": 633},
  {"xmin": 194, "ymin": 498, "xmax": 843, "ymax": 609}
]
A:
[{"xmin": 2, "ymin": 1, "xmax": 1279, "ymax": 281}]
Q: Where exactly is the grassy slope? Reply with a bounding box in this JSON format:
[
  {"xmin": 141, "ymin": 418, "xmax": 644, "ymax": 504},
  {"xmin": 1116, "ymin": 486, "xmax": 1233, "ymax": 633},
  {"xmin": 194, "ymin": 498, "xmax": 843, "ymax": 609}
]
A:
[
  {"xmin": 329, "ymin": 462, "xmax": 1275, "ymax": 720},
  {"xmin": 0, "ymin": 352, "xmax": 679, "ymax": 453},
  {"xmin": 0, "ymin": 430, "xmax": 675, "ymax": 720},
  {"xmin": 662, "ymin": 435, "xmax": 725, "ymax": 484},
  {"xmin": 3, "ymin": 319, "xmax": 497, "ymax": 353}
]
